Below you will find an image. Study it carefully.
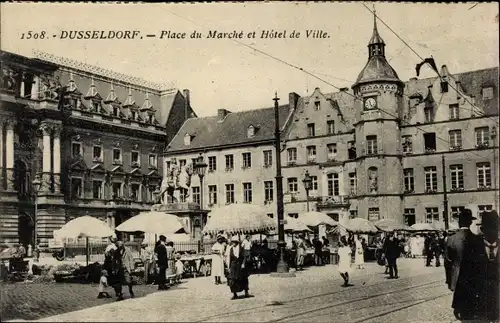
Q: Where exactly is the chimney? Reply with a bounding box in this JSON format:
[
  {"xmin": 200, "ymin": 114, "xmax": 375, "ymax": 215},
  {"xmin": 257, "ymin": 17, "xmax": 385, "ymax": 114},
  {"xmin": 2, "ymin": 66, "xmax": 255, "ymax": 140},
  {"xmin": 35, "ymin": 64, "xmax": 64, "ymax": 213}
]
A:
[
  {"xmin": 217, "ymin": 109, "xmax": 231, "ymax": 122},
  {"xmin": 441, "ymin": 65, "xmax": 450, "ymax": 77},
  {"xmin": 288, "ymin": 92, "xmax": 300, "ymax": 110},
  {"xmin": 183, "ymin": 89, "xmax": 190, "ymax": 120},
  {"xmin": 340, "ymin": 87, "xmax": 349, "ymax": 92}
]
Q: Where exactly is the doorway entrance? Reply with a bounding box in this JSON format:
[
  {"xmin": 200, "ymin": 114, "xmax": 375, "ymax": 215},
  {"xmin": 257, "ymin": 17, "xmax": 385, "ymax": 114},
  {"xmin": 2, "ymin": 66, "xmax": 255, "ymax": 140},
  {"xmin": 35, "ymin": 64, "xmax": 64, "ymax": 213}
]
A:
[{"xmin": 18, "ymin": 213, "xmax": 34, "ymax": 247}]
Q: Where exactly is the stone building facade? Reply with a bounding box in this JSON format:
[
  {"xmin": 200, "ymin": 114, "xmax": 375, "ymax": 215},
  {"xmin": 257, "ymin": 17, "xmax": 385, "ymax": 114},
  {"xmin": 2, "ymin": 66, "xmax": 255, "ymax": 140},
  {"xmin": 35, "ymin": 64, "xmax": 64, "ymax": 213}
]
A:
[
  {"xmin": 165, "ymin": 16, "xmax": 499, "ymax": 228},
  {"xmin": 0, "ymin": 51, "xmax": 196, "ymax": 247}
]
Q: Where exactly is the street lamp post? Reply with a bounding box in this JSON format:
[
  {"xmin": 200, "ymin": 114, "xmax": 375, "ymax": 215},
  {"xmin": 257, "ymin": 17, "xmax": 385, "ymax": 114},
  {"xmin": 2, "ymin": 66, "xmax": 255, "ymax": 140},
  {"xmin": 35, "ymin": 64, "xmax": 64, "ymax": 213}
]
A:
[
  {"xmin": 194, "ymin": 153, "xmax": 208, "ymax": 232},
  {"xmin": 32, "ymin": 176, "xmax": 42, "ymax": 247},
  {"xmin": 302, "ymin": 170, "xmax": 312, "ymax": 212},
  {"xmin": 271, "ymin": 92, "xmax": 294, "ymax": 277}
]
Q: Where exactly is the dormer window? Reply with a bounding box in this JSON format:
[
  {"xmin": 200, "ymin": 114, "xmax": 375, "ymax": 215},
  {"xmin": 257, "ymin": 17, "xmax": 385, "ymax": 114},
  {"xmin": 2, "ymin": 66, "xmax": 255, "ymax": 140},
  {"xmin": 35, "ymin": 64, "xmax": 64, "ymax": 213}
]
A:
[
  {"xmin": 93, "ymin": 101, "xmax": 100, "ymax": 113},
  {"xmin": 247, "ymin": 125, "xmax": 255, "ymax": 138},
  {"xmin": 482, "ymin": 87, "xmax": 494, "ymax": 100},
  {"xmin": 184, "ymin": 133, "xmax": 192, "ymax": 146},
  {"xmin": 440, "ymin": 81, "xmax": 449, "ymax": 93},
  {"xmin": 149, "ymin": 114, "xmax": 154, "ymax": 124},
  {"xmin": 131, "ymin": 111, "xmax": 138, "ymax": 121},
  {"xmin": 113, "ymin": 106, "xmax": 120, "ymax": 117}
]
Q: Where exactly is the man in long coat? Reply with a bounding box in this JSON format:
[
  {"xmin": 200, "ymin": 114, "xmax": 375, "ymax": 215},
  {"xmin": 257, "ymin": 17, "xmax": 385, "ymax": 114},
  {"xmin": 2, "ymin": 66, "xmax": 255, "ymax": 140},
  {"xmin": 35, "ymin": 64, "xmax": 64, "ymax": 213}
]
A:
[
  {"xmin": 155, "ymin": 235, "xmax": 168, "ymax": 290},
  {"xmin": 444, "ymin": 209, "xmax": 476, "ymax": 292},
  {"xmin": 452, "ymin": 210, "xmax": 499, "ymax": 321},
  {"xmin": 382, "ymin": 232, "xmax": 401, "ymax": 279},
  {"xmin": 113, "ymin": 240, "xmax": 135, "ymax": 300}
]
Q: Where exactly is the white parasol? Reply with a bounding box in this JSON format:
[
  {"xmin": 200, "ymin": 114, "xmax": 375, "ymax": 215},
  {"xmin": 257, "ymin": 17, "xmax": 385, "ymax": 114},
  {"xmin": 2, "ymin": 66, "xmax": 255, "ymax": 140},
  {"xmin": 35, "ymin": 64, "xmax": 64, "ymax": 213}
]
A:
[
  {"xmin": 411, "ymin": 223, "xmax": 439, "ymax": 232},
  {"xmin": 374, "ymin": 219, "xmax": 412, "ymax": 232},
  {"xmin": 202, "ymin": 204, "xmax": 275, "ymax": 235},
  {"xmin": 54, "ymin": 216, "xmax": 114, "ymax": 266},
  {"xmin": 284, "ymin": 217, "xmax": 313, "ymax": 233},
  {"xmin": 338, "ymin": 218, "xmax": 379, "ymax": 234},
  {"xmin": 55, "ymin": 216, "xmax": 114, "ymax": 240},
  {"xmin": 298, "ymin": 211, "xmax": 338, "ymax": 227},
  {"xmin": 115, "ymin": 211, "xmax": 187, "ymax": 234}
]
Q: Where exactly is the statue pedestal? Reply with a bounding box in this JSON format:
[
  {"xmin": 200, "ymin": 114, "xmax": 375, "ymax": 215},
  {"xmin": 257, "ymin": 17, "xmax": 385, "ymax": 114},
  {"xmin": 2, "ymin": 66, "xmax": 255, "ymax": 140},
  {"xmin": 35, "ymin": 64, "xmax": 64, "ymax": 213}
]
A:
[{"xmin": 152, "ymin": 203, "xmax": 208, "ymax": 241}]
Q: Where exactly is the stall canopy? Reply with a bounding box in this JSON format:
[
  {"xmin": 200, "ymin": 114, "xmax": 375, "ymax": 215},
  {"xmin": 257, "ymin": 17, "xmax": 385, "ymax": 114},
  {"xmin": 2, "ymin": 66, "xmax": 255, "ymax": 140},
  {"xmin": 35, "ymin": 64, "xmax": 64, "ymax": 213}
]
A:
[
  {"xmin": 202, "ymin": 204, "xmax": 275, "ymax": 235},
  {"xmin": 54, "ymin": 216, "xmax": 114, "ymax": 240},
  {"xmin": 410, "ymin": 223, "xmax": 439, "ymax": 232},
  {"xmin": 338, "ymin": 218, "xmax": 379, "ymax": 234},
  {"xmin": 115, "ymin": 211, "xmax": 187, "ymax": 234},
  {"xmin": 299, "ymin": 211, "xmax": 338, "ymax": 227},
  {"xmin": 284, "ymin": 217, "xmax": 313, "ymax": 233},
  {"xmin": 374, "ymin": 219, "xmax": 412, "ymax": 232}
]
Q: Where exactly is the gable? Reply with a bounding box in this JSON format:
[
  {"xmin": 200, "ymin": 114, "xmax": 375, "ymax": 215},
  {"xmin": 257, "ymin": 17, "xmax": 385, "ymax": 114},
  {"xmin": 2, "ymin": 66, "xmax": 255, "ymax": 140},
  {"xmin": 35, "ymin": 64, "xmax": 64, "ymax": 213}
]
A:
[
  {"xmin": 90, "ymin": 163, "xmax": 106, "ymax": 172},
  {"xmin": 164, "ymin": 91, "xmax": 196, "ymax": 143},
  {"xmin": 111, "ymin": 165, "xmax": 125, "ymax": 173},
  {"xmin": 148, "ymin": 169, "xmax": 161, "ymax": 178},
  {"xmin": 286, "ymin": 89, "xmax": 352, "ymax": 140},
  {"xmin": 69, "ymin": 156, "xmax": 88, "ymax": 171},
  {"xmin": 130, "ymin": 168, "xmax": 143, "ymax": 176}
]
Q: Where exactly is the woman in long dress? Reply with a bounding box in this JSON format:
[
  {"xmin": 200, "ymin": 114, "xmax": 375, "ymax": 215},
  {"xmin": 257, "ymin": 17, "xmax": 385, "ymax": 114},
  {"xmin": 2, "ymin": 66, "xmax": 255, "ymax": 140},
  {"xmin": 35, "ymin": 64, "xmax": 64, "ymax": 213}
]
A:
[
  {"xmin": 225, "ymin": 236, "xmax": 250, "ymax": 300},
  {"xmin": 165, "ymin": 241, "xmax": 176, "ymax": 277},
  {"xmin": 338, "ymin": 236, "xmax": 352, "ymax": 287},
  {"xmin": 296, "ymin": 233, "xmax": 306, "ymax": 271},
  {"xmin": 354, "ymin": 235, "xmax": 365, "ymax": 269},
  {"xmin": 211, "ymin": 235, "xmax": 226, "ymax": 285}
]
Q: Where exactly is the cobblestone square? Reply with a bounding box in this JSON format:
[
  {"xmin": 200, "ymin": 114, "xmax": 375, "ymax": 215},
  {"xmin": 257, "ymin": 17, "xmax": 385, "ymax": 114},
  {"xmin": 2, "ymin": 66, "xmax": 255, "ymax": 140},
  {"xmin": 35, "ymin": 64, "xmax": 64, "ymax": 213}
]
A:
[{"xmin": 2, "ymin": 259, "xmax": 460, "ymax": 322}]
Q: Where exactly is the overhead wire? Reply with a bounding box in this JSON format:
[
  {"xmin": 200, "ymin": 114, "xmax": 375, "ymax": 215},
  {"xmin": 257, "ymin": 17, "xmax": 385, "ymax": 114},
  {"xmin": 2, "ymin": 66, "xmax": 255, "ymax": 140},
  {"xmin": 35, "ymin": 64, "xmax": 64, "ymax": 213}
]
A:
[
  {"xmin": 361, "ymin": 3, "xmax": 498, "ymax": 125},
  {"xmin": 159, "ymin": 7, "xmax": 495, "ymax": 161},
  {"xmin": 359, "ymin": 3, "xmax": 498, "ymax": 159}
]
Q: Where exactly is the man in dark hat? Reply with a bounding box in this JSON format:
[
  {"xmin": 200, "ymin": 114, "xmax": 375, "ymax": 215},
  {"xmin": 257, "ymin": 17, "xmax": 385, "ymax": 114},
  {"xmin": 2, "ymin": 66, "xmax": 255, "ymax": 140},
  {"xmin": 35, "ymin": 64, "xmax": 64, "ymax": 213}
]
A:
[
  {"xmin": 445, "ymin": 208, "xmax": 476, "ymax": 319},
  {"xmin": 445, "ymin": 208, "xmax": 476, "ymax": 291},
  {"xmin": 472, "ymin": 209, "xmax": 499, "ymax": 321},
  {"xmin": 155, "ymin": 235, "xmax": 168, "ymax": 290},
  {"xmin": 451, "ymin": 210, "xmax": 499, "ymax": 321}
]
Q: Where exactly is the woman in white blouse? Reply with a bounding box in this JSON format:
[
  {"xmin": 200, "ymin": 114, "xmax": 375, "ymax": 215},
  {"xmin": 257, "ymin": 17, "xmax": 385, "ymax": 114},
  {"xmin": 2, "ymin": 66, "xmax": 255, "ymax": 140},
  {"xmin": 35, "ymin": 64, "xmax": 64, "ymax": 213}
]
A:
[{"xmin": 338, "ymin": 236, "xmax": 352, "ymax": 287}]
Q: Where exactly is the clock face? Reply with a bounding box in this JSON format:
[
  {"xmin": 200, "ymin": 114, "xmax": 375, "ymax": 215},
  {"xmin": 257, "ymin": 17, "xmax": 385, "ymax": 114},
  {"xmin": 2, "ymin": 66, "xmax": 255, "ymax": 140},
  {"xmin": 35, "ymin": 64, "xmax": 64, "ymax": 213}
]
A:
[{"xmin": 364, "ymin": 97, "xmax": 377, "ymax": 110}]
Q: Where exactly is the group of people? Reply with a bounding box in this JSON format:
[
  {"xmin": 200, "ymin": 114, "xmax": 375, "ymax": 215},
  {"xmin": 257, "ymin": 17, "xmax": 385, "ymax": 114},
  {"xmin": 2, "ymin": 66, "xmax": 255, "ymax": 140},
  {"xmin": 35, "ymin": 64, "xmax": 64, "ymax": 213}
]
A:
[
  {"xmin": 101, "ymin": 234, "xmax": 185, "ymax": 301},
  {"xmin": 102, "ymin": 238, "xmax": 137, "ymax": 301},
  {"xmin": 291, "ymin": 234, "xmax": 332, "ymax": 270},
  {"xmin": 444, "ymin": 209, "xmax": 499, "ymax": 322},
  {"xmin": 211, "ymin": 233, "xmax": 253, "ymax": 300},
  {"xmin": 424, "ymin": 231, "xmax": 447, "ymax": 267}
]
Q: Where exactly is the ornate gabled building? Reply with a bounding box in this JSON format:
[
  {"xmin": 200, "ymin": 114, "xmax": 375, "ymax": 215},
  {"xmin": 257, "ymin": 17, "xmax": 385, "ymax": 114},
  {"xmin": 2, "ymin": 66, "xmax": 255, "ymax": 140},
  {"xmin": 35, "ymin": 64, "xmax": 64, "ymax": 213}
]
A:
[
  {"xmin": 0, "ymin": 50, "xmax": 196, "ymax": 247},
  {"xmin": 165, "ymin": 13, "xmax": 499, "ymax": 229}
]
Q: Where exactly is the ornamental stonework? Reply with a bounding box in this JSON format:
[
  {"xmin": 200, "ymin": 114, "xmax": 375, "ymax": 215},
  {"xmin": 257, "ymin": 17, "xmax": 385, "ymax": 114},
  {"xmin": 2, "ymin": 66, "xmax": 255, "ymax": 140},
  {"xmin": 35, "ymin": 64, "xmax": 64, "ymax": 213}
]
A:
[{"xmin": 359, "ymin": 83, "xmax": 402, "ymax": 95}]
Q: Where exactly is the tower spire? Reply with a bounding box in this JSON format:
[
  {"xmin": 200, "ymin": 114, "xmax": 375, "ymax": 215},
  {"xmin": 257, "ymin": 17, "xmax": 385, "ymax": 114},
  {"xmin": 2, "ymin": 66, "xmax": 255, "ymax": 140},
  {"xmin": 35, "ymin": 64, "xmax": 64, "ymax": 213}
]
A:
[
  {"xmin": 369, "ymin": 6, "xmax": 385, "ymax": 46},
  {"xmin": 367, "ymin": 6, "xmax": 385, "ymax": 58}
]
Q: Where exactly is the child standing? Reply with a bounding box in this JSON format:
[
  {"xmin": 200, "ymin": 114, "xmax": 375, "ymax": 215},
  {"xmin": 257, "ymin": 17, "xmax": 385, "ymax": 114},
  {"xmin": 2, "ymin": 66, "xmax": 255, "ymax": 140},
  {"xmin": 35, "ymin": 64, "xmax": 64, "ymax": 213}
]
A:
[
  {"xmin": 97, "ymin": 270, "xmax": 112, "ymax": 298},
  {"xmin": 175, "ymin": 254, "xmax": 184, "ymax": 283}
]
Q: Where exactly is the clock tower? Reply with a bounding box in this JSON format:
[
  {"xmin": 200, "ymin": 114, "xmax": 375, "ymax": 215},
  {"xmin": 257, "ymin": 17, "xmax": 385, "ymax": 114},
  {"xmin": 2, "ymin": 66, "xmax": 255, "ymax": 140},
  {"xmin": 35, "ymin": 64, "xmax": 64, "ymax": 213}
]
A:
[{"xmin": 351, "ymin": 11, "xmax": 405, "ymax": 222}]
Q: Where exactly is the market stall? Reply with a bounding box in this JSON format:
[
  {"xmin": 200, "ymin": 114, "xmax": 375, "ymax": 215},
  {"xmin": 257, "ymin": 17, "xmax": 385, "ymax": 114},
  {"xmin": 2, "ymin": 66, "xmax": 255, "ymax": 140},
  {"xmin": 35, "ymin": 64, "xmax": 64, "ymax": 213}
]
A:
[
  {"xmin": 373, "ymin": 219, "xmax": 412, "ymax": 232},
  {"xmin": 203, "ymin": 204, "xmax": 276, "ymax": 272},
  {"xmin": 54, "ymin": 216, "xmax": 115, "ymax": 266},
  {"xmin": 202, "ymin": 204, "xmax": 275, "ymax": 236}
]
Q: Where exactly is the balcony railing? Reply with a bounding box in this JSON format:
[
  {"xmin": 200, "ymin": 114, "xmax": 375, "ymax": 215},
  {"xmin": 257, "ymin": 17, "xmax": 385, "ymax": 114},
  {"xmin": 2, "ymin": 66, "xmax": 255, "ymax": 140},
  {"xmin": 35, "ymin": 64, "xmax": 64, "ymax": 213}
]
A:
[{"xmin": 316, "ymin": 195, "xmax": 350, "ymax": 208}]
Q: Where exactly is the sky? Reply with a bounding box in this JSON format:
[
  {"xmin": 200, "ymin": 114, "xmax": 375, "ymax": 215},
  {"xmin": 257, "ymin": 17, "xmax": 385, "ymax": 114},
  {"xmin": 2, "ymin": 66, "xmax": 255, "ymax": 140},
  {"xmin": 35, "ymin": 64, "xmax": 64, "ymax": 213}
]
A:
[{"xmin": 1, "ymin": 2, "xmax": 498, "ymax": 117}]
